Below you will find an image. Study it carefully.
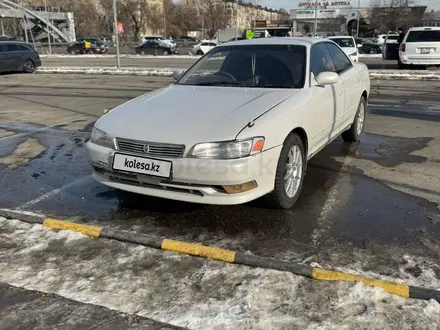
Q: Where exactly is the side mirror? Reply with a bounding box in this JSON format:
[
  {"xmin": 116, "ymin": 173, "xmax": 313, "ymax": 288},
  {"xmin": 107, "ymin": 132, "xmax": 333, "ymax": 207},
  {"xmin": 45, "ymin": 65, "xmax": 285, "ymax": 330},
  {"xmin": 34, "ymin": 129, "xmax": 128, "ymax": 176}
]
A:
[
  {"xmin": 315, "ymin": 71, "xmax": 339, "ymax": 85},
  {"xmin": 172, "ymin": 69, "xmax": 185, "ymax": 80},
  {"xmin": 357, "ymin": 44, "xmax": 363, "ymax": 48}
]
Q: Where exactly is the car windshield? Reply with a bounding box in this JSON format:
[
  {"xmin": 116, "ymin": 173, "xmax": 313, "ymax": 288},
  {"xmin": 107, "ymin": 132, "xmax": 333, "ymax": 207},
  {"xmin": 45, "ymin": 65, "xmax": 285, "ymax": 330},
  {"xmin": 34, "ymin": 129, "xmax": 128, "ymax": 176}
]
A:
[
  {"xmin": 176, "ymin": 44, "xmax": 306, "ymax": 89},
  {"xmin": 330, "ymin": 38, "xmax": 354, "ymax": 47},
  {"xmin": 386, "ymin": 35, "xmax": 399, "ymax": 43},
  {"xmin": 406, "ymin": 30, "xmax": 440, "ymax": 42}
]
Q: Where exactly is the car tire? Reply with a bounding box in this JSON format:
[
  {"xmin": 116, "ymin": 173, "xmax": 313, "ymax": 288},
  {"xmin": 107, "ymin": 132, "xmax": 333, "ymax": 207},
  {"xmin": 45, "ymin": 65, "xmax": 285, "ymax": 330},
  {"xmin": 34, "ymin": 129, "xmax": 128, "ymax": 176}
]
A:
[
  {"xmin": 164, "ymin": 50, "xmax": 169, "ymax": 55},
  {"xmin": 369, "ymin": 48, "xmax": 377, "ymax": 54},
  {"xmin": 266, "ymin": 133, "xmax": 306, "ymax": 209},
  {"xmin": 140, "ymin": 51, "xmax": 145, "ymax": 55},
  {"xmin": 342, "ymin": 97, "xmax": 366, "ymax": 143},
  {"xmin": 398, "ymin": 59, "xmax": 408, "ymax": 70},
  {"xmin": 22, "ymin": 59, "xmax": 36, "ymax": 73},
  {"xmin": 69, "ymin": 50, "xmax": 76, "ymax": 55},
  {"xmin": 196, "ymin": 50, "xmax": 203, "ymax": 55}
]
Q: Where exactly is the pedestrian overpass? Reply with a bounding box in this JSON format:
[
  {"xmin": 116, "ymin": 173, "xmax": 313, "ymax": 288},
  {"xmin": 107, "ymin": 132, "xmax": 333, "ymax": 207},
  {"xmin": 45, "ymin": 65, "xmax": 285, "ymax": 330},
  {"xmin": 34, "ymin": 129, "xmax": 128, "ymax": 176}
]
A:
[{"xmin": 0, "ymin": 0, "xmax": 75, "ymax": 43}]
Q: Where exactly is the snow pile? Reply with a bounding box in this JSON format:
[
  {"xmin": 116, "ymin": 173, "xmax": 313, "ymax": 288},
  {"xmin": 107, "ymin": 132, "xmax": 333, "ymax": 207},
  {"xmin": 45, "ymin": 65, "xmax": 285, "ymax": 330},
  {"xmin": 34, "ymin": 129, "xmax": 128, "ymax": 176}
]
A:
[
  {"xmin": 369, "ymin": 70, "xmax": 440, "ymax": 80},
  {"xmin": 37, "ymin": 66, "xmax": 180, "ymax": 77},
  {"xmin": 1, "ymin": 217, "xmax": 440, "ymax": 329},
  {"xmin": 40, "ymin": 54, "xmax": 200, "ymax": 59},
  {"xmin": 359, "ymin": 54, "xmax": 383, "ymax": 59}
]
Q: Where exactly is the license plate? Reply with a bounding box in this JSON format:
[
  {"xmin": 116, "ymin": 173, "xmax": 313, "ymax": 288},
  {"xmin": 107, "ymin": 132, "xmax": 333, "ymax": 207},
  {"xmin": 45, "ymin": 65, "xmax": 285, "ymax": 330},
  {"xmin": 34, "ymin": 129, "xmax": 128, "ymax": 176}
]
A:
[
  {"xmin": 421, "ymin": 48, "xmax": 431, "ymax": 54},
  {"xmin": 112, "ymin": 153, "xmax": 172, "ymax": 178}
]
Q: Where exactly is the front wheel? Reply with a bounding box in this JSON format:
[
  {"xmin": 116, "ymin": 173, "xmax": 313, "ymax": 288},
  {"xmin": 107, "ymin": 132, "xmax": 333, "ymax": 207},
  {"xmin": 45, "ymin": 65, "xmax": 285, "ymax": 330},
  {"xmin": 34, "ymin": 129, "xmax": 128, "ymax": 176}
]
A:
[
  {"xmin": 369, "ymin": 48, "xmax": 377, "ymax": 54},
  {"xmin": 342, "ymin": 97, "xmax": 366, "ymax": 142},
  {"xmin": 266, "ymin": 133, "xmax": 306, "ymax": 209}
]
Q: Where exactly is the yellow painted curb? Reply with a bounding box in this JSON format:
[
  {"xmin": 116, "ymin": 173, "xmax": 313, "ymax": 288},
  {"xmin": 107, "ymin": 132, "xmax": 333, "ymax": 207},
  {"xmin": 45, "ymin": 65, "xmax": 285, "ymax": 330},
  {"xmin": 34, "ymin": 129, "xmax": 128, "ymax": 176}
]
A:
[
  {"xmin": 312, "ymin": 268, "xmax": 410, "ymax": 298},
  {"xmin": 161, "ymin": 239, "xmax": 236, "ymax": 263},
  {"xmin": 43, "ymin": 219, "xmax": 102, "ymax": 238}
]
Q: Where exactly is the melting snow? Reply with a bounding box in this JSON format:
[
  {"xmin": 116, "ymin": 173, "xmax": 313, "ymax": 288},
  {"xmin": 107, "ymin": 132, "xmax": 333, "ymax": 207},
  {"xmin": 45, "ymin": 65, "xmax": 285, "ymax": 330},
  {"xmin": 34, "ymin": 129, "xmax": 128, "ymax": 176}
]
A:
[{"xmin": 0, "ymin": 217, "xmax": 439, "ymax": 329}]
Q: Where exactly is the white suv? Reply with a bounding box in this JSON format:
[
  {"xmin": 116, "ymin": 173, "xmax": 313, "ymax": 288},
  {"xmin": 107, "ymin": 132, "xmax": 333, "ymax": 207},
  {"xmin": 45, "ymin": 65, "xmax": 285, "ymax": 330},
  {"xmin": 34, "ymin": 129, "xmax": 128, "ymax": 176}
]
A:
[{"xmin": 398, "ymin": 27, "xmax": 440, "ymax": 68}]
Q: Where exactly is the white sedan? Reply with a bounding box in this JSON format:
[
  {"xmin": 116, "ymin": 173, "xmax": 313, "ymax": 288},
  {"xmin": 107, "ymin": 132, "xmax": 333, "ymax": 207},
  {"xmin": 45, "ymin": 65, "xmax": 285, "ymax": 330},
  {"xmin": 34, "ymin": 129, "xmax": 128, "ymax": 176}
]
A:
[
  {"xmin": 192, "ymin": 41, "xmax": 218, "ymax": 55},
  {"xmin": 87, "ymin": 38, "xmax": 370, "ymax": 209},
  {"xmin": 327, "ymin": 36, "xmax": 360, "ymax": 62}
]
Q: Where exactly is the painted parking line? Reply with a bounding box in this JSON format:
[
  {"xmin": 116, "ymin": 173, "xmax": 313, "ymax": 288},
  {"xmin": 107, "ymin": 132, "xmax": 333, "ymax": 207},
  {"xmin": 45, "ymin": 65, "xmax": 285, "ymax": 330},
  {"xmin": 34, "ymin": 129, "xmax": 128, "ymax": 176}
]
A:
[{"xmin": 1, "ymin": 209, "xmax": 439, "ymax": 303}]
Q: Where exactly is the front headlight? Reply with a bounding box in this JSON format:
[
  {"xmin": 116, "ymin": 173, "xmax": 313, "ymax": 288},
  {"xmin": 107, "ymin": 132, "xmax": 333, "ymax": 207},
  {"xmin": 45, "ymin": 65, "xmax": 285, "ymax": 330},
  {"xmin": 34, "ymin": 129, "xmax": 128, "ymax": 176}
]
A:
[
  {"xmin": 90, "ymin": 127, "xmax": 115, "ymax": 148},
  {"xmin": 188, "ymin": 137, "xmax": 265, "ymax": 159}
]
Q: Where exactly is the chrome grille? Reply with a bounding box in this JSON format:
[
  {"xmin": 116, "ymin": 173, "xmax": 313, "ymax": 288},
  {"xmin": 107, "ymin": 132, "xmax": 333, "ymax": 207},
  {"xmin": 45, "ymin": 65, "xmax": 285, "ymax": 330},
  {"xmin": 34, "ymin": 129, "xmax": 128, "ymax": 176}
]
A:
[{"xmin": 116, "ymin": 138, "xmax": 185, "ymax": 158}]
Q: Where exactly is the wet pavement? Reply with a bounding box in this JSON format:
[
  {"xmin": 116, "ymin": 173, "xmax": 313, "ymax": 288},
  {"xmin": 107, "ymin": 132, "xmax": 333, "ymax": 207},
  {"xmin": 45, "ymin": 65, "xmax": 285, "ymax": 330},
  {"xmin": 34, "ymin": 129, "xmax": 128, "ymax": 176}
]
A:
[
  {"xmin": 1, "ymin": 74, "xmax": 440, "ymax": 328},
  {"xmin": 0, "ymin": 75, "xmax": 439, "ymax": 262}
]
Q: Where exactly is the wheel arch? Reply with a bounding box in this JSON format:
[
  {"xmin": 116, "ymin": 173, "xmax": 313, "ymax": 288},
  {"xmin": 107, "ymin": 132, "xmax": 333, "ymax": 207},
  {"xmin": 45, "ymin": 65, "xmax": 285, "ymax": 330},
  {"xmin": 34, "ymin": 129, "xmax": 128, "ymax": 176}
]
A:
[{"xmin": 287, "ymin": 127, "xmax": 308, "ymax": 157}]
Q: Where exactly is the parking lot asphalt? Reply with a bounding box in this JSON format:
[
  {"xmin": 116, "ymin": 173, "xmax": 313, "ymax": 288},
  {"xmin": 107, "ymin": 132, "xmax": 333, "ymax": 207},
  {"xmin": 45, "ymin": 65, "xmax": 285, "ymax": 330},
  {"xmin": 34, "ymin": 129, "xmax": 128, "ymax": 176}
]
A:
[
  {"xmin": 1, "ymin": 74, "xmax": 440, "ymax": 328},
  {"xmin": 40, "ymin": 56, "xmax": 401, "ymax": 70}
]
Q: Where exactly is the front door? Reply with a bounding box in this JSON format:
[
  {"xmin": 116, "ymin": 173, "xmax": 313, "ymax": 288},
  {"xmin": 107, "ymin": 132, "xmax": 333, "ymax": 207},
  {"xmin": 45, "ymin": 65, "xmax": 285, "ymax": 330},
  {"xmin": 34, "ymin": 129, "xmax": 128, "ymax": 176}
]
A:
[
  {"xmin": 324, "ymin": 42, "xmax": 362, "ymax": 129},
  {"xmin": 308, "ymin": 43, "xmax": 345, "ymax": 154}
]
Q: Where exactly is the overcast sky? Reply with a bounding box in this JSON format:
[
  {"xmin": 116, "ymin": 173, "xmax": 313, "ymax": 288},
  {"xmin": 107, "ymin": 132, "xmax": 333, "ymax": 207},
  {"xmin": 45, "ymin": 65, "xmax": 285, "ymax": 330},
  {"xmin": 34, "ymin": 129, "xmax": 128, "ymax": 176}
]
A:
[{"xmin": 259, "ymin": 0, "xmax": 440, "ymax": 11}]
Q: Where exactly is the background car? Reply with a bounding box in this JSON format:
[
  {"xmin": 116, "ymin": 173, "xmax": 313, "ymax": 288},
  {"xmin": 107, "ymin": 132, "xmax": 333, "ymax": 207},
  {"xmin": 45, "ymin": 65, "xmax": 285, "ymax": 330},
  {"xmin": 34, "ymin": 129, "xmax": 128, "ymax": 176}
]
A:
[
  {"xmin": 355, "ymin": 38, "xmax": 382, "ymax": 54},
  {"xmin": 192, "ymin": 41, "xmax": 218, "ymax": 55},
  {"xmin": 0, "ymin": 41, "xmax": 41, "ymax": 73},
  {"xmin": 381, "ymin": 33, "xmax": 400, "ymax": 60},
  {"xmin": 135, "ymin": 40, "xmax": 179, "ymax": 55},
  {"xmin": 398, "ymin": 26, "xmax": 440, "ymax": 69},
  {"xmin": 68, "ymin": 37, "xmax": 109, "ymax": 54},
  {"xmin": 173, "ymin": 36, "xmax": 200, "ymax": 47},
  {"xmin": 141, "ymin": 36, "xmax": 176, "ymax": 48},
  {"xmin": 373, "ymin": 32, "xmax": 398, "ymax": 45},
  {"xmin": 327, "ymin": 36, "xmax": 359, "ymax": 62}
]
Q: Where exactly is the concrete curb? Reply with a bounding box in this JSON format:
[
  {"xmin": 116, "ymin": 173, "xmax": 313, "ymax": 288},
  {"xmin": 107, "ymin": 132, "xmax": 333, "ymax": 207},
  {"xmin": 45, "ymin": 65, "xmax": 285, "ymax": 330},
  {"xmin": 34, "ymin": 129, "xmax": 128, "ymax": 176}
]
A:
[
  {"xmin": 36, "ymin": 67, "xmax": 440, "ymax": 81},
  {"xmin": 1, "ymin": 209, "xmax": 439, "ymax": 303}
]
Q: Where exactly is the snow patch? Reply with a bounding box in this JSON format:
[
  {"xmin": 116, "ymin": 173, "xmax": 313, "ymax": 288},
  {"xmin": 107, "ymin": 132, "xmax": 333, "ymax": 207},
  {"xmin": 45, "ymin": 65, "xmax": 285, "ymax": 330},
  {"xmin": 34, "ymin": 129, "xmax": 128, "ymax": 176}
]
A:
[
  {"xmin": 40, "ymin": 54, "xmax": 200, "ymax": 60},
  {"xmin": 37, "ymin": 66, "xmax": 178, "ymax": 77},
  {"xmin": 1, "ymin": 217, "xmax": 440, "ymax": 329}
]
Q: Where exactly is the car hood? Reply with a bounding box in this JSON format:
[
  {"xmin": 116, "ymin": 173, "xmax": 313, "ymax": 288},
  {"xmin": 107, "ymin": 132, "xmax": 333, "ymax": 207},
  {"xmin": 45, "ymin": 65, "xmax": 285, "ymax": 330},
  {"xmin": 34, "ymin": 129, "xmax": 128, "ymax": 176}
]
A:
[{"xmin": 96, "ymin": 85, "xmax": 298, "ymax": 147}]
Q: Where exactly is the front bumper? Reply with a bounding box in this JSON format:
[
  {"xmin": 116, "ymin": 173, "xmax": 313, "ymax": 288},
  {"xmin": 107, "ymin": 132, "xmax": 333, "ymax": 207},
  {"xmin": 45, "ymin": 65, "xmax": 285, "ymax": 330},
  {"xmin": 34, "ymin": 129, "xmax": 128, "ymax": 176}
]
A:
[{"xmin": 86, "ymin": 141, "xmax": 282, "ymax": 205}]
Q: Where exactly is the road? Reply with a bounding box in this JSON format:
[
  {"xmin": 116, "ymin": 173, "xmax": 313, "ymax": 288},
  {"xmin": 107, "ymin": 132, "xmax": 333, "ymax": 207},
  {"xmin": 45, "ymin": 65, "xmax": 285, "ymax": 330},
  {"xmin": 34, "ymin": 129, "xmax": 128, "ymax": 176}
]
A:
[
  {"xmin": 39, "ymin": 56, "xmax": 403, "ymax": 70},
  {"xmin": 0, "ymin": 74, "xmax": 439, "ymax": 328}
]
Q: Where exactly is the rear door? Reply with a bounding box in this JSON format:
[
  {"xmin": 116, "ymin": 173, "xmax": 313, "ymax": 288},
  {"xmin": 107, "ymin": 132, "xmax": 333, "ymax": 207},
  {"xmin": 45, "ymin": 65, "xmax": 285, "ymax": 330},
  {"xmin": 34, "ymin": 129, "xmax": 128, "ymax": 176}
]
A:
[
  {"xmin": 405, "ymin": 29, "xmax": 440, "ymax": 60},
  {"xmin": 324, "ymin": 42, "xmax": 362, "ymax": 129},
  {"xmin": 0, "ymin": 44, "xmax": 6, "ymax": 72},
  {"xmin": 3, "ymin": 43, "xmax": 22, "ymax": 71}
]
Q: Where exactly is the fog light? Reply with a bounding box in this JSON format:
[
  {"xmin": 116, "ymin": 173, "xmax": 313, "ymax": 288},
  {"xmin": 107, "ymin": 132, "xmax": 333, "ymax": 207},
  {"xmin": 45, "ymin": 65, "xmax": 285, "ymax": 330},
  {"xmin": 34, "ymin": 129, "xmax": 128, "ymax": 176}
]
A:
[{"xmin": 223, "ymin": 181, "xmax": 258, "ymax": 194}]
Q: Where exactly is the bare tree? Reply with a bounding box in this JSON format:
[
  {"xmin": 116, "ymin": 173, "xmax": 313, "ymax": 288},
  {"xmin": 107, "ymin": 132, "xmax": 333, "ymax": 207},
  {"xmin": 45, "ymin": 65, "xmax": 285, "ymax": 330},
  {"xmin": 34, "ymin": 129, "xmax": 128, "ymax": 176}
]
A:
[
  {"xmin": 198, "ymin": 0, "xmax": 230, "ymax": 38},
  {"xmin": 370, "ymin": 0, "xmax": 423, "ymax": 32}
]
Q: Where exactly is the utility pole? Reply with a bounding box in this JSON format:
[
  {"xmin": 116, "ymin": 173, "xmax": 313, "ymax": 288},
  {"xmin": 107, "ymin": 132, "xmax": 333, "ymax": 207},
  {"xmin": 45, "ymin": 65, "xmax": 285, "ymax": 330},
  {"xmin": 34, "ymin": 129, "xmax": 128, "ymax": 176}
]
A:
[
  {"xmin": 313, "ymin": 0, "xmax": 318, "ymax": 37},
  {"xmin": 44, "ymin": 0, "xmax": 51, "ymax": 54},
  {"xmin": 356, "ymin": 0, "xmax": 360, "ymax": 37},
  {"xmin": 235, "ymin": 0, "xmax": 239, "ymax": 40},
  {"xmin": 112, "ymin": 0, "xmax": 121, "ymax": 68}
]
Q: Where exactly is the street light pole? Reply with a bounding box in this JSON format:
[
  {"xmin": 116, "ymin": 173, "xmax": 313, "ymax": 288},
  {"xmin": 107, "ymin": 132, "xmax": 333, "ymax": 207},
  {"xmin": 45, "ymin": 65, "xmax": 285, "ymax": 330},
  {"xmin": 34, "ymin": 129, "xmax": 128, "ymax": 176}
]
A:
[
  {"xmin": 235, "ymin": 0, "xmax": 238, "ymax": 40},
  {"xmin": 313, "ymin": 0, "xmax": 318, "ymax": 37},
  {"xmin": 112, "ymin": 0, "xmax": 121, "ymax": 69},
  {"xmin": 44, "ymin": 0, "xmax": 51, "ymax": 54},
  {"xmin": 356, "ymin": 0, "xmax": 360, "ymax": 37}
]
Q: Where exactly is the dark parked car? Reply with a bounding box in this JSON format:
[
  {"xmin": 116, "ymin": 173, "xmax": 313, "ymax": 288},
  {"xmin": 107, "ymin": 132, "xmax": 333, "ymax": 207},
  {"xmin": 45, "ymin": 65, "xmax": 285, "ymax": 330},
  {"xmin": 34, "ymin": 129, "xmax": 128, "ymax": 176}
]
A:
[
  {"xmin": 355, "ymin": 38, "xmax": 382, "ymax": 54},
  {"xmin": 67, "ymin": 37, "xmax": 109, "ymax": 55},
  {"xmin": 0, "ymin": 41, "xmax": 41, "ymax": 73},
  {"xmin": 135, "ymin": 41, "xmax": 179, "ymax": 55}
]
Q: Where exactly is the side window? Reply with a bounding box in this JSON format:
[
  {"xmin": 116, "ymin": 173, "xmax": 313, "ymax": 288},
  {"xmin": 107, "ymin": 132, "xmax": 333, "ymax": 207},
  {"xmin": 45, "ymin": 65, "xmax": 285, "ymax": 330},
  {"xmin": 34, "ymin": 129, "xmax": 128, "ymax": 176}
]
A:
[
  {"xmin": 16, "ymin": 44, "xmax": 31, "ymax": 51},
  {"xmin": 5, "ymin": 44, "xmax": 19, "ymax": 52},
  {"xmin": 201, "ymin": 42, "xmax": 208, "ymax": 46},
  {"xmin": 0, "ymin": 45, "xmax": 6, "ymax": 53},
  {"xmin": 324, "ymin": 43, "xmax": 352, "ymax": 74},
  {"xmin": 310, "ymin": 44, "xmax": 335, "ymax": 77}
]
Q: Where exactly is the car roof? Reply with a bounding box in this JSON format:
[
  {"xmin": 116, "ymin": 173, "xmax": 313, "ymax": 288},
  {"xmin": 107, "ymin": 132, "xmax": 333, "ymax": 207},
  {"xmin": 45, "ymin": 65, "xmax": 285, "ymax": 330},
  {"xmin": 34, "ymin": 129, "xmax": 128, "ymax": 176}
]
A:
[
  {"xmin": 0, "ymin": 40, "xmax": 33, "ymax": 46},
  {"xmin": 407, "ymin": 26, "xmax": 440, "ymax": 31},
  {"xmin": 327, "ymin": 36, "xmax": 354, "ymax": 39},
  {"xmin": 219, "ymin": 37, "xmax": 326, "ymax": 48}
]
